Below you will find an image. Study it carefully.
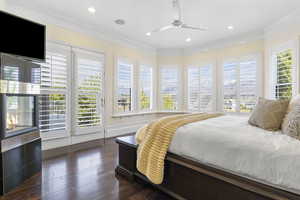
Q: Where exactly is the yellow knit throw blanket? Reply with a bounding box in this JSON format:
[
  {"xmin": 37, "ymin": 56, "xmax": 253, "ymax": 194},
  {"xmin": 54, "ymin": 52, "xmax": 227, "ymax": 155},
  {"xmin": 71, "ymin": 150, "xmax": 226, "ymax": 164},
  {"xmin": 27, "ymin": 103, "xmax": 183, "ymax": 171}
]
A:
[{"xmin": 135, "ymin": 113, "xmax": 223, "ymax": 184}]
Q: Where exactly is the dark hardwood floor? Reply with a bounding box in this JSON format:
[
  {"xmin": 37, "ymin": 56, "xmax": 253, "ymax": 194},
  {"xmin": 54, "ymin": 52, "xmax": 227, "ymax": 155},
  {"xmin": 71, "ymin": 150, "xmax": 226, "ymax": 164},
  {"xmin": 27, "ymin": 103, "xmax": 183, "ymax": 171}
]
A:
[{"xmin": 0, "ymin": 139, "xmax": 173, "ymax": 200}]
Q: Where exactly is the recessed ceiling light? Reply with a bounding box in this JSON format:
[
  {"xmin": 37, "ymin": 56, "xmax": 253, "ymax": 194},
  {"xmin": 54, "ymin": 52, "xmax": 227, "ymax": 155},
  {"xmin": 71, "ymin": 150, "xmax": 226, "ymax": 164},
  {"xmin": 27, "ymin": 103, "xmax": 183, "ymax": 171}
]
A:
[
  {"xmin": 146, "ymin": 32, "xmax": 151, "ymax": 36},
  {"xmin": 115, "ymin": 19, "xmax": 125, "ymax": 25},
  {"xmin": 88, "ymin": 7, "xmax": 96, "ymax": 14},
  {"xmin": 227, "ymin": 25, "xmax": 234, "ymax": 30},
  {"xmin": 186, "ymin": 37, "xmax": 191, "ymax": 42}
]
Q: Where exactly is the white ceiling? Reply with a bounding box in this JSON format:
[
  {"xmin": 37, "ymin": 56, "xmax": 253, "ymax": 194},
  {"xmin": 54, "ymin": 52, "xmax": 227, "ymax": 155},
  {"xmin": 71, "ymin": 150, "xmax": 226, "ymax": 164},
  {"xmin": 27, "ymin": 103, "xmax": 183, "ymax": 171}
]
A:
[{"xmin": 7, "ymin": 0, "xmax": 300, "ymax": 48}]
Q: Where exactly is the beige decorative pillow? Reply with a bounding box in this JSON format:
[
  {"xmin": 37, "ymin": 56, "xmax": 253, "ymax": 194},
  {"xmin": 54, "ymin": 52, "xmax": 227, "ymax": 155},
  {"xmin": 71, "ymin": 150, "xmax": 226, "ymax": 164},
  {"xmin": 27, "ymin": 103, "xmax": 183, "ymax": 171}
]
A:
[
  {"xmin": 282, "ymin": 95, "xmax": 300, "ymax": 139},
  {"xmin": 248, "ymin": 97, "xmax": 289, "ymax": 131}
]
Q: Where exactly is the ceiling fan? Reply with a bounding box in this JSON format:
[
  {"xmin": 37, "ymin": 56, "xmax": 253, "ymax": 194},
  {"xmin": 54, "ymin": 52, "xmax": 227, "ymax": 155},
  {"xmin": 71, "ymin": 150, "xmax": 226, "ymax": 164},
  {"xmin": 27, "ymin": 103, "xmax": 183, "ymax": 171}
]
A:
[{"xmin": 147, "ymin": 0, "xmax": 208, "ymax": 35}]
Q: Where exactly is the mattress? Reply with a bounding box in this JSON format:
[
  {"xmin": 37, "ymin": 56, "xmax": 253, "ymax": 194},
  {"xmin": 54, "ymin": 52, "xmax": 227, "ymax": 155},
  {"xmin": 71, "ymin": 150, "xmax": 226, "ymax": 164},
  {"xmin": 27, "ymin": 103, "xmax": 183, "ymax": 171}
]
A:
[{"xmin": 168, "ymin": 115, "xmax": 300, "ymax": 194}]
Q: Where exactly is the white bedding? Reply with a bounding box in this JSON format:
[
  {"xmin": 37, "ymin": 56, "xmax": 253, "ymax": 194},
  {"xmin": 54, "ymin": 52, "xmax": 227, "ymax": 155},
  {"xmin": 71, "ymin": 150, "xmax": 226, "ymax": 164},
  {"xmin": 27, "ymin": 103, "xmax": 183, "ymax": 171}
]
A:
[{"xmin": 168, "ymin": 115, "xmax": 300, "ymax": 194}]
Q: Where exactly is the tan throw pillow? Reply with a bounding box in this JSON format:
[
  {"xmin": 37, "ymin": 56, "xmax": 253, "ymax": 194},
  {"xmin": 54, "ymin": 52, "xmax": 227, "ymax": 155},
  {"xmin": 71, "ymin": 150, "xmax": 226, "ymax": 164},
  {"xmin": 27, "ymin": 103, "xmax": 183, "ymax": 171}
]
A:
[
  {"xmin": 248, "ymin": 97, "xmax": 289, "ymax": 131},
  {"xmin": 282, "ymin": 95, "xmax": 300, "ymax": 139}
]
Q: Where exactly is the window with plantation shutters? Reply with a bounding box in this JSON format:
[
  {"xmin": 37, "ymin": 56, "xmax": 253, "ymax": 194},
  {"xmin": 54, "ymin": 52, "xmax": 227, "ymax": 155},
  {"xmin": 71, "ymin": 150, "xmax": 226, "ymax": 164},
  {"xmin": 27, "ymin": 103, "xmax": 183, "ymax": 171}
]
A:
[
  {"xmin": 116, "ymin": 60, "xmax": 133, "ymax": 113},
  {"xmin": 188, "ymin": 65, "xmax": 214, "ymax": 112},
  {"xmin": 274, "ymin": 49, "xmax": 294, "ymax": 100},
  {"xmin": 240, "ymin": 59, "xmax": 257, "ymax": 112},
  {"xmin": 74, "ymin": 49, "xmax": 104, "ymax": 133},
  {"xmin": 139, "ymin": 65, "xmax": 153, "ymax": 111},
  {"xmin": 160, "ymin": 67, "xmax": 179, "ymax": 111},
  {"xmin": 39, "ymin": 44, "xmax": 70, "ymax": 137},
  {"xmin": 223, "ymin": 56, "xmax": 259, "ymax": 113},
  {"xmin": 223, "ymin": 62, "xmax": 238, "ymax": 112}
]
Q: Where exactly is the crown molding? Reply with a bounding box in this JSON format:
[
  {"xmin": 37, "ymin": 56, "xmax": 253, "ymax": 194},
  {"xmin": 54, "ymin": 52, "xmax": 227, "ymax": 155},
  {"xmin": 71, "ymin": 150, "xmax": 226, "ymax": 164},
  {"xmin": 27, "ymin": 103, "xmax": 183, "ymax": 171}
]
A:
[
  {"xmin": 5, "ymin": 3, "xmax": 157, "ymax": 53},
  {"xmin": 183, "ymin": 30, "xmax": 264, "ymax": 56}
]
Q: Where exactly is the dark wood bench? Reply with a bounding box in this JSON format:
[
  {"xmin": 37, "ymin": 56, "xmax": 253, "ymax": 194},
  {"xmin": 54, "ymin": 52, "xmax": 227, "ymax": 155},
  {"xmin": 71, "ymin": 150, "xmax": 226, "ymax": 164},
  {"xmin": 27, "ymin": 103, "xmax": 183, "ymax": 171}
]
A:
[{"xmin": 115, "ymin": 136, "xmax": 300, "ymax": 200}]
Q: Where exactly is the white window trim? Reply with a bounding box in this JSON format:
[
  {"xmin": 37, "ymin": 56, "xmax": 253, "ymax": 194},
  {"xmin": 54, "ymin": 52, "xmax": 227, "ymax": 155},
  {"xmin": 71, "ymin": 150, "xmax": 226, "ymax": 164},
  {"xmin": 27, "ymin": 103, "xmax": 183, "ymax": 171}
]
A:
[
  {"xmin": 159, "ymin": 65, "xmax": 182, "ymax": 111},
  {"xmin": 40, "ymin": 42, "xmax": 72, "ymax": 141},
  {"xmin": 221, "ymin": 53, "xmax": 263, "ymax": 114},
  {"xmin": 269, "ymin": 40, "xmax": 298, "ymax": 99}
]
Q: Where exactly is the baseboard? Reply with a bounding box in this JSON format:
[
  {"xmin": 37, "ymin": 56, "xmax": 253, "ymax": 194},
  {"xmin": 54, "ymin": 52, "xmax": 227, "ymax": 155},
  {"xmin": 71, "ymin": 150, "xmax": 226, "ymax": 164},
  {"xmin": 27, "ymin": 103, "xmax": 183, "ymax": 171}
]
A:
[{"xmin": 106, "ymin": 123, "xmax": 146, "ymax": 138}]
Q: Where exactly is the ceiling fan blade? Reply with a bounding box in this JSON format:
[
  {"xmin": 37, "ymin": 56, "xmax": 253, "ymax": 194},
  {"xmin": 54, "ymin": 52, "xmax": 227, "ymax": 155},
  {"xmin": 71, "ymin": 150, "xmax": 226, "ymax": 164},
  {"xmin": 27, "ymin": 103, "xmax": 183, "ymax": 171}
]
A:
[
  {"xmin": 181, "ymin": 24, "xmax": 208, "ymax": 31},
  {"xmin": 172, "ymin": 0, "xmax": 182, "ymax": 20},
  {"xmin": 152, "ymin": 25, "xmax": 174, "ymax": 32}
]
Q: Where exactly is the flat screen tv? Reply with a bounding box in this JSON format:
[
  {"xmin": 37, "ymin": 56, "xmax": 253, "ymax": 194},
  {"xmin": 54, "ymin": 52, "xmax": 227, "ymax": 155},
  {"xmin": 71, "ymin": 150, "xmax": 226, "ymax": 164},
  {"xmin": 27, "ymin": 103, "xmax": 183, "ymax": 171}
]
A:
[{"xmin": 0, "ymin": 11, "xmax": 45, "ymax": 61}]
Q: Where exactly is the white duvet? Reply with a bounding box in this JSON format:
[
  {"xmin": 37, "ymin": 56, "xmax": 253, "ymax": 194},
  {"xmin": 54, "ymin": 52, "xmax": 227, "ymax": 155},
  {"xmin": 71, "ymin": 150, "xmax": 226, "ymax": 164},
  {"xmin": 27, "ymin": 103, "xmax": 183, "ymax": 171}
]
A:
[{"xmin": 168, "ymin": 115, "xmax": 300, "ymax": 194}]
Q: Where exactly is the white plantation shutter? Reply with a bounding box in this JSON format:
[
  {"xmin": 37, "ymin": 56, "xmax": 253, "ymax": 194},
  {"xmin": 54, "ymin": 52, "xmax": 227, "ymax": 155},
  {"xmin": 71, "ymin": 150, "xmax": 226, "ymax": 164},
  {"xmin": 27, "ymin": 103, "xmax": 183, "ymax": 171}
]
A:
[
  {"xmin": 188, "ymin": 67, "xmax": 200, "ymax": 111},
  {"xmin": 188, "ymin": 65, "xmax": 214, "ymax": 112},
  {"xmin": 223, "ymin": 62, "xmax": 238, "ymax": 112},
  {"xmin": 240, "ymin": 59, "xmax": 257, "ymax": 112},
  {"xmin": 139, "ymin": 65, "xmax": 153, "ymax": 111},
  {"xmin": 117, "ymin": 60, "xmax": 133, "ymax": 113},
  {"xmin": 74, "ymin": 49, "xmax": 104, "ymax": 134},
  {"xmin": 274, "ymin": 49, "xmax": 294, "ymax": 99},
  {"xmin": 223, "ymin": 56, "xmax": 259, "ymax": 113},
  {"xmin": 39, "ymin": 43, "xmax": 70, "ymax": 137},
  {"xmin": 199, "ymin": 66, "xmax": 214, "ymax": 111},
  {"xmin": 160, "ymin": 67, "xmax": 178, "ymax": 111}
]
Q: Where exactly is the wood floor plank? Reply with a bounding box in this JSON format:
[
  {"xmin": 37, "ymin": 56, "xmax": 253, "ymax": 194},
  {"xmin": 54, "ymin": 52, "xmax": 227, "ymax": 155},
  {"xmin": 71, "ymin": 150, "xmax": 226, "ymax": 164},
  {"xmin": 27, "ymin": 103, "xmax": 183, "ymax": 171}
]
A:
[{"xmin": 0, "ymin": 139, "xmax": 173, "ymax": 200}]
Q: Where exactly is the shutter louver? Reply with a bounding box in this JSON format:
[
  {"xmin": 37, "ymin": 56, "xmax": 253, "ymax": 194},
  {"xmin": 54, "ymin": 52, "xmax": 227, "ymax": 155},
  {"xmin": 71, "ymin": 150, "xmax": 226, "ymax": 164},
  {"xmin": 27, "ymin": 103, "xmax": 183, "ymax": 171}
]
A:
[
  {"xmin": 199, "ymin": 66, "xmax": 213, "ymax": 112},
  {"xmin": 275, "ymin": 49, "xmax": 293, "ymax": 99},
  {"xmin": 223, "ymin": 62, "xmax": 237, "ymax": 112},
  {"xmin": 39, "ymin": 51, "xmax": 68, "ymax": 134},
  {"xmin": 77, "ymin": 58, "xmax": 103, "ymax": 128},
  {"xmin": 140, "ymin": 65, "xmax": 152, "ymax": 111},
  {"xmin": 188, "ymin": 67, "xmax": 200, "ymax": 111},
  {"xmin": 188, "ymin": 65, "xmax": 214, "ymax": 112},
  {"xmin": 117, "ymin": 62, "xmax": 133, "ymax": 113},
  {"xmin": 240, "ymin": 60, "xmax": 257, "ymax": 112},
  {"xmin": 161, "ymin": 67, "xmax": 178, "ymax": 111}
]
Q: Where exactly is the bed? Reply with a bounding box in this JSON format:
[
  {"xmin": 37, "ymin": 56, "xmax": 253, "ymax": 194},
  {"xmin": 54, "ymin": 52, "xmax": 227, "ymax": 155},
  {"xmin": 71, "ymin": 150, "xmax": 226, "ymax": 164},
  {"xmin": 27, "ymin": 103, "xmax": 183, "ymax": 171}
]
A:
[{"xmin": 115, "ymin": 115, "xmax": 300, "ymax": 200}]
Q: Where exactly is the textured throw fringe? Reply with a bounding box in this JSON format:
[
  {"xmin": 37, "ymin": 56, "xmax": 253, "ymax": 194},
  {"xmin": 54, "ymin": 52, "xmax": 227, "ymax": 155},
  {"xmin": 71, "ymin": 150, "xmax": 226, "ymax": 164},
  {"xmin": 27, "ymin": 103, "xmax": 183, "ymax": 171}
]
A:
[{"xmin": 136, "ymin": 113, "xmax": 223, "ymax": 184}]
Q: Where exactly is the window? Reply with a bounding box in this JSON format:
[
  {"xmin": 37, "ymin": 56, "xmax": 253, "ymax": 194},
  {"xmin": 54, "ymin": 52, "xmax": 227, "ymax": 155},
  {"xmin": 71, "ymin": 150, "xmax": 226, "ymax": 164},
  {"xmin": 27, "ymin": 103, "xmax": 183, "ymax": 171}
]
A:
[
  {"xmin": 160, "ymin": 67, "xmax": 179, "ymax": 111},
  {"xmin": 116, "ymin": 60, "xmax": 133, "ymax": 113},
  {"xmin": 139, "ymin": 65, "xmax": 153, "ymax": 111},
  {"xmin": 188, "ymin": 65, "xmax": 214, "ymax": 112},
  {"xmin": 223, "ymin": 56, "xmax": 258, "ymax": 113},
  {"xmin": 39, "ymin": 44, "xmax": 70, "ymax": 137},
  {"xmin": 272, "ymin": 49, "xmax": 294, "ymax": 99},
  {"xmin": 74, "ymin": 49, "xmax": 104, "ymax": 134}
]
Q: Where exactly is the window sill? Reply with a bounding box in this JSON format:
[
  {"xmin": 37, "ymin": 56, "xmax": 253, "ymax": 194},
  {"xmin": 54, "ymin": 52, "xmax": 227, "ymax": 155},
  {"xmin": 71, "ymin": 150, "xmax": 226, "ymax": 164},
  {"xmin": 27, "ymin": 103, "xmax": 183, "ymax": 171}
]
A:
[{"xmin": 112, "ymin": 111, "xmax": 189, "ymax": 118}]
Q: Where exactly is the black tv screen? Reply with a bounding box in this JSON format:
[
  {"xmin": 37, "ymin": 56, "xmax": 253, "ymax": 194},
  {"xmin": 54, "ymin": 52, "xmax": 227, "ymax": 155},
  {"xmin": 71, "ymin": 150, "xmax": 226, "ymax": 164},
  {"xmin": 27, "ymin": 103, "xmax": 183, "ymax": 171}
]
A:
[{"xmin": 0, "ymin": 11, "xmax": 45, "ymax": 61}]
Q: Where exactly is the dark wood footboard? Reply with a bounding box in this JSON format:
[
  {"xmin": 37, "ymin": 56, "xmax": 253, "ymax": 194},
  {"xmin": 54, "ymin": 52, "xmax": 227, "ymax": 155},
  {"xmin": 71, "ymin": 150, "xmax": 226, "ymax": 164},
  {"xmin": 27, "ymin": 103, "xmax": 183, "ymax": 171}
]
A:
[{"xmin": 115, "ymin": 136, "xmax": 300, "ymax": 200}]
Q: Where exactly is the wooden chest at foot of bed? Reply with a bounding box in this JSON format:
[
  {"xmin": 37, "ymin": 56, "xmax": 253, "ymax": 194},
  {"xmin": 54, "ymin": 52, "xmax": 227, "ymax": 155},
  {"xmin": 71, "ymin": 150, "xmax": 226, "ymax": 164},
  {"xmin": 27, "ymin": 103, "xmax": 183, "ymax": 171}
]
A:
[{"xmin": 115, "ymin": 136, "xmax": 300, "ymax": 200}]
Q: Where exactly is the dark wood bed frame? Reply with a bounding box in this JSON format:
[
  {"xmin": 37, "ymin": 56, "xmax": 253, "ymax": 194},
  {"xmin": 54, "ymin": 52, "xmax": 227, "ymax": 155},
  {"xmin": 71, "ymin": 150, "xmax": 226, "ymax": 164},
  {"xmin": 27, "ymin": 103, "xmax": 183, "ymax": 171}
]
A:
[{"xmin": 115, "ymin": 136, "xmax": 300, "ymax": 200}]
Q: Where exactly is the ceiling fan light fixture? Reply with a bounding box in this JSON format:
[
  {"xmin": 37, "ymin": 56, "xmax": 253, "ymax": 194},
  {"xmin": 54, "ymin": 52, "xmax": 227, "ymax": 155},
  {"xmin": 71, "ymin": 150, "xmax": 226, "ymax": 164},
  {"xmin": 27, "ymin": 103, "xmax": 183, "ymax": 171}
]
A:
[
  {"xmin": 146, "ymin": 32, "xmax": 151, "ymax": 36},
  {"xmin": 88, "ymin": 7, "xmax": 96, "ymax": 14},
  {"xmin": 186, "ymin": 37, "xmax": 191, "ymax": 42},
  {"xmin": 227, "ymin": 25, "xmax": 234, "ymax": 30}
]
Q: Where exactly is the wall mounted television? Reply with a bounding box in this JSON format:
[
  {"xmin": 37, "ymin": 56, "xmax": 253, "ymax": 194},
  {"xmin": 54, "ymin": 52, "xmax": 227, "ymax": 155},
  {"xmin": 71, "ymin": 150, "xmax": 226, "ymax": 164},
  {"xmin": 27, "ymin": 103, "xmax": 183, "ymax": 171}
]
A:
[{"xmin": 0, "ymin": 11, "xmax": 45, "ymax": 61}]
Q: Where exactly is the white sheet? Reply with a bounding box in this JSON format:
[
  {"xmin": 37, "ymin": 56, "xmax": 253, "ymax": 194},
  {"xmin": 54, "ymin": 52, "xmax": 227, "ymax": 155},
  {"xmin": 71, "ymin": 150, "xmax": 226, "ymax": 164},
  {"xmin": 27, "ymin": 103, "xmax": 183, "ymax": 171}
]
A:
[{"xmin": 168, "ymin": 115, "xmax": 300, "ymax": 194}]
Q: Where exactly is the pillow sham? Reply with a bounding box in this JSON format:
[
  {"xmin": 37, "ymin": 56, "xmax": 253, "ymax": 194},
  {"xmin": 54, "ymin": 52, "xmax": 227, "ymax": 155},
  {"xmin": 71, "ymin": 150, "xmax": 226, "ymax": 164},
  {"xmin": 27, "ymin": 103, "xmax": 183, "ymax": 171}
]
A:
[
  {"xmin": 248, "ymin": 97, "xmax": 289, "ymax": 131},
  {"xmin": 282, "ymin": 95, "xmax": 300, "ymax": 139}
]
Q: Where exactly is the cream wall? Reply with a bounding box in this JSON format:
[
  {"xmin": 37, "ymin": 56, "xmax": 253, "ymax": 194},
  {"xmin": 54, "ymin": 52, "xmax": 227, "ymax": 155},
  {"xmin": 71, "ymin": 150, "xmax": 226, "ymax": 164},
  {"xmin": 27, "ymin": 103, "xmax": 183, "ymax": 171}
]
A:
[
  {"xmin": 0, "ymin": 0, "xmax": 5, "ymax": 10},
  {"xmin": 157, "ymin": 39, "xmax": 265, "ymax": 111}
]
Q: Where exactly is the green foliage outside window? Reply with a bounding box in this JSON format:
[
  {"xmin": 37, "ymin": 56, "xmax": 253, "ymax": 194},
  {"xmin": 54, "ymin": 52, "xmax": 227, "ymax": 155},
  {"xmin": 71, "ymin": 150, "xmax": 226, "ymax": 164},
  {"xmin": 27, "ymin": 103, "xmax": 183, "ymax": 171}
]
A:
[
  {"xmin": 140, "ymin": 90, "xmax": 150, "ymax": 110},
  {"xmin": 276, "ymin": 50, "xmax": 292, "ymax": 99},
  {"xmin": 163, "ymin": 94, "xmax": 176, "ymax": 110}
]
